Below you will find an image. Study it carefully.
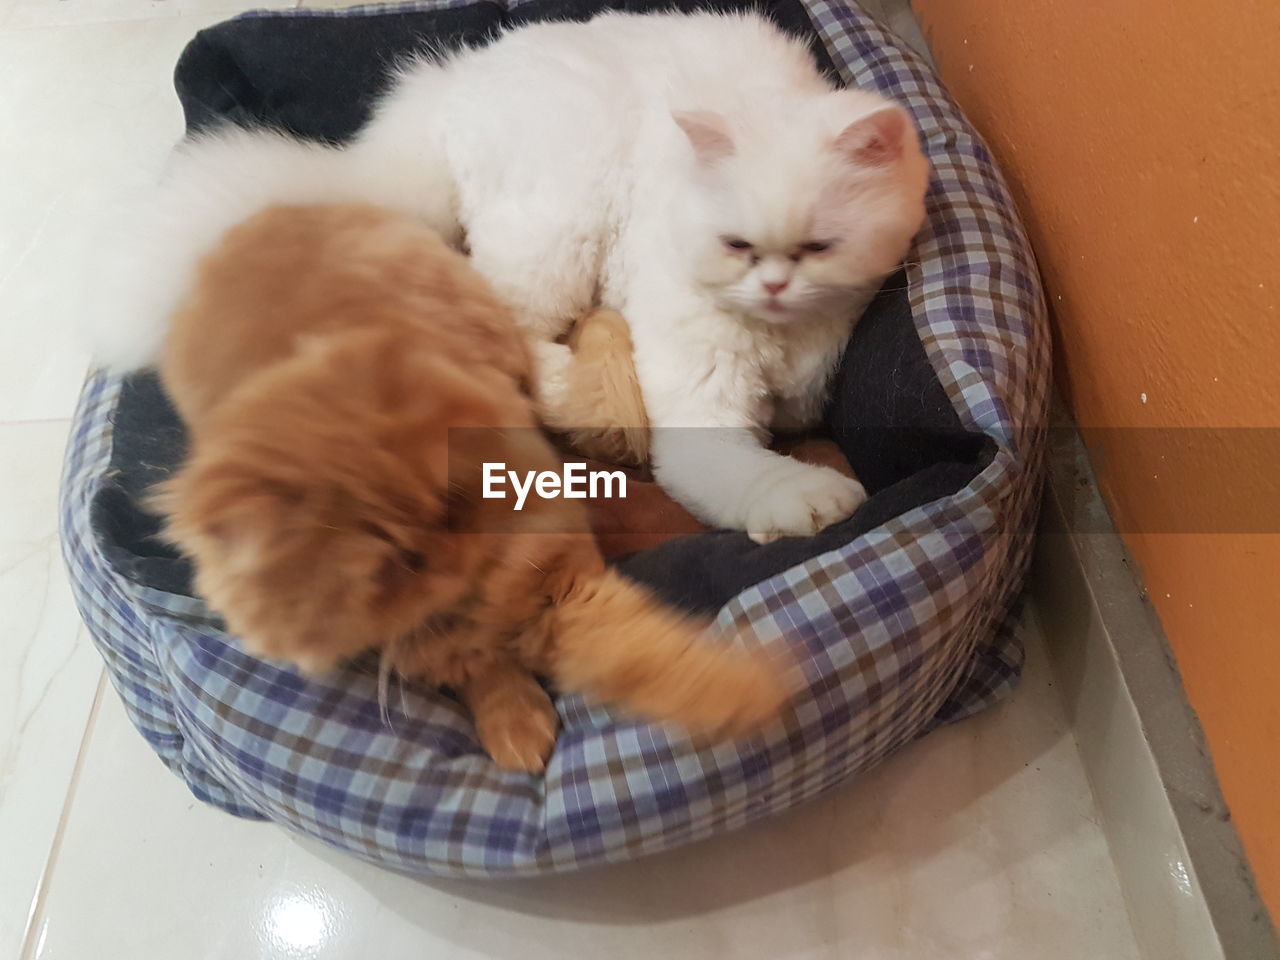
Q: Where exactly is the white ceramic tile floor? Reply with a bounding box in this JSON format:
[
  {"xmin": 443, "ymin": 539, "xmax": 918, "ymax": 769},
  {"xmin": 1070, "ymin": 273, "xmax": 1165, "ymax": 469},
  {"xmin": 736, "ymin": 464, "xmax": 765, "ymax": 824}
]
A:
[
  {"xmin": 0, "ymin": 422, "xmax": 103, "ymax": 956},
  {"xmin": 0, "ymin": 2, "xmax": 1143, "ymax": 958},
  {"xmin": 22, "ymin": 610, "xmax": 1141, "ymax": 960}
]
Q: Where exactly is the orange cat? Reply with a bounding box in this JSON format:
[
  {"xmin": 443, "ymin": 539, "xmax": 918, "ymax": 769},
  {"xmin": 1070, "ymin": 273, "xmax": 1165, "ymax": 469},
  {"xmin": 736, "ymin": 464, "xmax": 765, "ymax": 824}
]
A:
[{"xmin": 155, "ymin": 203, "xmax": 786, "ymax": 772}]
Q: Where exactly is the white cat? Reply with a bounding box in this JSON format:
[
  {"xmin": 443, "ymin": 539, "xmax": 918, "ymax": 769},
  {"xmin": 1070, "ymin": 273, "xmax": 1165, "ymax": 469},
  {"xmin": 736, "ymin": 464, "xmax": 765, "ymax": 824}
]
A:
[
  {"xmin": 349, "ymin": 11, "xmax": 929, "ymax": 541},
  {"xmin": 89, "ymin": 11, "xmax": 928, "ymax": 542}
]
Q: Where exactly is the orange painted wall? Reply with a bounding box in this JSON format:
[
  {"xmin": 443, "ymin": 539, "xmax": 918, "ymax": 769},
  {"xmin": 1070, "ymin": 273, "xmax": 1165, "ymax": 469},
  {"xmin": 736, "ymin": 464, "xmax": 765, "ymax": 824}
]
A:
[{"xmin": 908, "ymin": 0, "xmax": 1280, "ymax": 912}]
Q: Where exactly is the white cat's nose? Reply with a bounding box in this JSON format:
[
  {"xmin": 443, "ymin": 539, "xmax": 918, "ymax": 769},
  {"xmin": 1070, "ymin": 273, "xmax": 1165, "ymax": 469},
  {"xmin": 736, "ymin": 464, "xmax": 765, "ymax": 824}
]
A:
[{"xmin": 763, "ymin": 280, "xmax": 789, "ymax": 296}]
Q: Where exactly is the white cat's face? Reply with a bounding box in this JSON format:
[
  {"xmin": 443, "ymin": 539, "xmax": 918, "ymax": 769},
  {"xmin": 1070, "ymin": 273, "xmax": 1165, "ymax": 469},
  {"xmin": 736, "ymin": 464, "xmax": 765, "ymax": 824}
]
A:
[{"xmin": 676, "ymin": 93, "xmax": 929, "ymax": 325}]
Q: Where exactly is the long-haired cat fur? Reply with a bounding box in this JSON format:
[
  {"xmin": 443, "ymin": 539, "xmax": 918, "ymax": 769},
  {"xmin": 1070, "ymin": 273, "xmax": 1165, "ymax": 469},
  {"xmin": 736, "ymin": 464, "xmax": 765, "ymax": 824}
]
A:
[
  {"xmin": 155, "ymin": 203, "xmax": 786, "ymax": 772},
  {"xmin": 89, "ymin": 11, "xmax": 927, "ymax": 544}
]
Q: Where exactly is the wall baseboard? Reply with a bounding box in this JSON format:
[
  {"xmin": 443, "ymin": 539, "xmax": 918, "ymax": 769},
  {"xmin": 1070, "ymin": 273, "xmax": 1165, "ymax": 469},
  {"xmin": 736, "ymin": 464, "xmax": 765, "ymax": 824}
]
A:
[{"xmin": 1032, "ymin": 413, "xmax": 1277, "ymax": 960}]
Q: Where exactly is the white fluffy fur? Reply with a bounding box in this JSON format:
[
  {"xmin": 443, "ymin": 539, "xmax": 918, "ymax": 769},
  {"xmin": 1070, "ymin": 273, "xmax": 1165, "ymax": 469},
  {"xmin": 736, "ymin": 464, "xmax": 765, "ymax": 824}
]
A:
[
  {"xmin": 84, "ymin": 127, "xmax": 458, "ymax": 372},
  {"xmin": 92, "ymin": 11, "xmax": 928, "ymax": 540}
]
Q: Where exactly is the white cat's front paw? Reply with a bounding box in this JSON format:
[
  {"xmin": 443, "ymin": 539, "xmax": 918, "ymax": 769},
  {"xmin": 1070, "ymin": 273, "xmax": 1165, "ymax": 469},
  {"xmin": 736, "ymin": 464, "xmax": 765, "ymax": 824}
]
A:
[{"xmin": 744, "ymin": 465, "xmax": 866, "ymax": 544}]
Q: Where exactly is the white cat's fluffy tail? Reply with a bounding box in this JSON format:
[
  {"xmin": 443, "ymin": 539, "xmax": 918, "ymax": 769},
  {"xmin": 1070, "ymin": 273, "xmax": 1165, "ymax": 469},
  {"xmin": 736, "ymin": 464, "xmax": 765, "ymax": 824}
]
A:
[
  {"xmin": 84, "ymin": 123, "xmax": 456, "ymax": 373},
  {"xmin": 85, "ymin": 128, "xmax": 342, "ymax": 371}
]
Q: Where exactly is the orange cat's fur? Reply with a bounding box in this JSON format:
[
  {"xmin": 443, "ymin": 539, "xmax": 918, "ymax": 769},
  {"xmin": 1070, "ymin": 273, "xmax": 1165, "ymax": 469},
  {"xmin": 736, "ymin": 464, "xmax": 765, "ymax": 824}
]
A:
[
  {"xmin": 543, "ymin": 308, "xmax": 650, "ymax": 467},
  {"xmin": 155, "ymin": 203, "xmax": 786, "ymax": 772}
]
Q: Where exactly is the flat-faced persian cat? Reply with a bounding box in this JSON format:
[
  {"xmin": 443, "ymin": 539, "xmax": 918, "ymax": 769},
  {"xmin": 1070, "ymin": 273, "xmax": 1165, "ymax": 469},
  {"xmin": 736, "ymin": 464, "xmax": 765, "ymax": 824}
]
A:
[
  {"xmin": 89, "ymin": 11, "xmax": 928, "ymax": 545},
  {"xmin": 154, "ymin": 203, "xmax": 786, "ymax": 772},
  {"xmin": 353, "ymin": 11, "xmax": 930, "ymax": 541}
]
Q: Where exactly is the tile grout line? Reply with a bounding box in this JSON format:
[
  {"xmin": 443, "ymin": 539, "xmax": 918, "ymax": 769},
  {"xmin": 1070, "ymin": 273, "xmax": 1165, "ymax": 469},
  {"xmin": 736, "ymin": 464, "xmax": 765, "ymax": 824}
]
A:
[
  {"xmin": 0, "ymin": 417, "xmax": 78, "ymax": 429},
  {"xmin": 0, "ymin": 6, "xmax": 298, "ymax": 35},
  {"xmin": 18, "ymin": 666, "xmax": 108, "ymax": 960}
]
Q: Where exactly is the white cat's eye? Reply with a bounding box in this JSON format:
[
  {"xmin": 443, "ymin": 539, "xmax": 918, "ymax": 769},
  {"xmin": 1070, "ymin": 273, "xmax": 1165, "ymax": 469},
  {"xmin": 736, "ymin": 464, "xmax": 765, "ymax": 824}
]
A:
[
  {"xmin": 799, "ymin": 241, "xmax": 833, "ymax": 254},
  {"xmin": 722, "ymin": 236, "xmax": 754, "ymax": 252}
]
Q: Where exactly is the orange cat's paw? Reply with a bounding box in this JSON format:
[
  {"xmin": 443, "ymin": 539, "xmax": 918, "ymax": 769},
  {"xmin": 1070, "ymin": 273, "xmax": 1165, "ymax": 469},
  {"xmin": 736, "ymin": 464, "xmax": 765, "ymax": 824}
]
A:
[
  {"xmin": 475, "ymin": 686, "xmax": 560, "ymax": 773},
  {"xmin": 566, "ymin": 307, "xmax": 629, "ymax": 351}
]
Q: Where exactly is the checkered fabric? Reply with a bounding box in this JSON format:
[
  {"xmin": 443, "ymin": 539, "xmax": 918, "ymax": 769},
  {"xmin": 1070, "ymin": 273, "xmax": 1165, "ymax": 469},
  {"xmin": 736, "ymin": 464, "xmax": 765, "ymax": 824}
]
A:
[{"xmin": 59, "ymin": 0, "xmax": 1049, "ymax": 876}]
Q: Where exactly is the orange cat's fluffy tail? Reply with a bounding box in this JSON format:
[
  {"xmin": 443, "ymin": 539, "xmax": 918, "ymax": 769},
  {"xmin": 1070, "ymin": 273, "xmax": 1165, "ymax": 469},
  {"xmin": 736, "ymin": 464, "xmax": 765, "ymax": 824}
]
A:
[{"xmin": 549, "ymin": 570, "xmax": 789, "ymax": 739}]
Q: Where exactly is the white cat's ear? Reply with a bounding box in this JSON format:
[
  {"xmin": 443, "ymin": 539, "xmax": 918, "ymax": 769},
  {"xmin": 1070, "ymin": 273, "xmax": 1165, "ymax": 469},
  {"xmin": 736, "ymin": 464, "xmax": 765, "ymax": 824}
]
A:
[
  {"xmin": 673, "ymin": 110, "xmax": 735, "ymax": 164},
  {"xmin": 835, "ymin": 105, "xmax": 909, "ymax": 166}
]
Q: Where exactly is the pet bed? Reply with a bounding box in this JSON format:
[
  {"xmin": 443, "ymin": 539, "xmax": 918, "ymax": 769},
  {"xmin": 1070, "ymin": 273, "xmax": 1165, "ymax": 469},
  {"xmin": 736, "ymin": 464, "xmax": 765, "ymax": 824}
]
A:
[{"xmin": 61, "ymin": 0, "xmax": 1049, "ymax": 876}]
